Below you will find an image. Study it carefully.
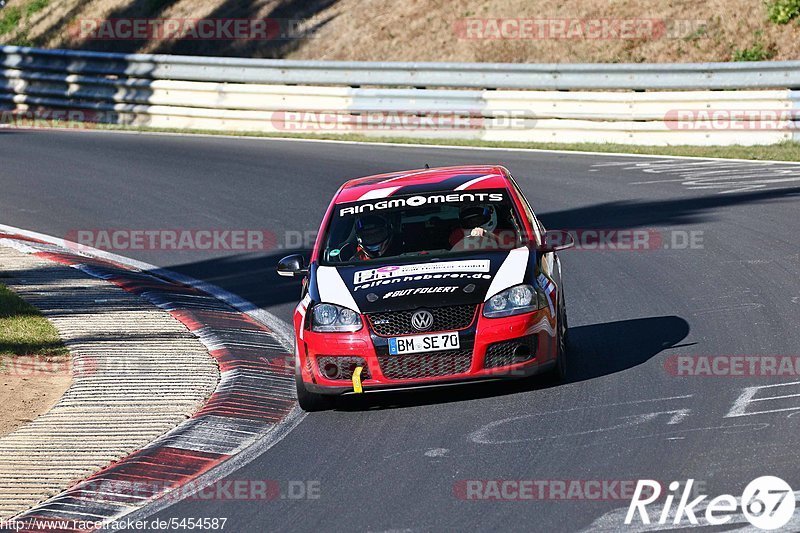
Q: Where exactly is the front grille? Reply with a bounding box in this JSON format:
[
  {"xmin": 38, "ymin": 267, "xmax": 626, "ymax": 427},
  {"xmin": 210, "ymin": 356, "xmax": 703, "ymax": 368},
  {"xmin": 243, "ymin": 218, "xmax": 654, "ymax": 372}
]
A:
[
  {"xmin": 378, "ymin": 349, "xmax": 472, "ymax": 380},
  {"xmin": 317, "ymin": 356, "xmax": 371, "ymax": 380},
  {"xmin": 484, "ymin": 335, "xmax": 537, "ymax": 369},
  {"xmin": 367, "ymin": 305, "xmax": 477, "ymax": 336}
]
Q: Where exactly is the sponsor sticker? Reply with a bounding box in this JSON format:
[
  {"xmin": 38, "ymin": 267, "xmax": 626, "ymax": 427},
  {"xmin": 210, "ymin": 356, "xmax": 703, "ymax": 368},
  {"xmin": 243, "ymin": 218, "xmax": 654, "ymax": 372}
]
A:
[
  {"xmin": 382, "ymin": 286, "xmax": 459, "ymax": 299},
  {"xmin": 537, "ymin": 273, "xmax": 556, "ymax": 316},
  {"xmin": 339, "ymin": 192, "xmax": 504, "ymax": 217},
  {"xmin": 354, "ymin": 273, "xmax": 492, "ymax": 291},
  {"xmin": 354, "ymin": 260, "xmax": 491, "ymax": 285}
]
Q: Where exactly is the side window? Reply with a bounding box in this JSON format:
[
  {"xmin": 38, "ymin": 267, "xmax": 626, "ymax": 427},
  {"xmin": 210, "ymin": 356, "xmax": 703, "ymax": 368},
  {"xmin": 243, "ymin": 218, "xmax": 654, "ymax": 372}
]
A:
[{"xmin": 507, "ymin": 174, "xmax": 542, "ymax": 246}]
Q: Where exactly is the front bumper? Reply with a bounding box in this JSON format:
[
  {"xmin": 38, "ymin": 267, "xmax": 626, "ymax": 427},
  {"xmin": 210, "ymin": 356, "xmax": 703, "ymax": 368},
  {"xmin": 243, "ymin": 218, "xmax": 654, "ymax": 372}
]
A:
[{"xmin": 297, "ymin": 309, "xmax": 558, "ymax": 395}]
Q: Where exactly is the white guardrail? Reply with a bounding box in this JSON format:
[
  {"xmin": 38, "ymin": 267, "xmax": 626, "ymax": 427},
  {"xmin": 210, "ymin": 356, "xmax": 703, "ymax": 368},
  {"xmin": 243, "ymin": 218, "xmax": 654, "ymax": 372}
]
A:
[{"xmin": 1, "ymin": 45, "xmax": 799, "ymax": 145}]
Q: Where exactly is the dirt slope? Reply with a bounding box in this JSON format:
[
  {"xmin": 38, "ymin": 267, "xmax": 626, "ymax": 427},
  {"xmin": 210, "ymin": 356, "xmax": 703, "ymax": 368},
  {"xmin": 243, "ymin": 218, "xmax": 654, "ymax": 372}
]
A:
[{"xmin": 1, "ymin": 0, "xmax": 799, "ymax": 63}]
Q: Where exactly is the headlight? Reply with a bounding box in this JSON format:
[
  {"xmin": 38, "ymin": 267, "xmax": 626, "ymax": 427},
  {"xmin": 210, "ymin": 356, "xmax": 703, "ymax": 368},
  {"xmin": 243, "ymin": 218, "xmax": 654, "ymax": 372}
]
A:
[
  {"xmin": 483, "ymin": 283, "xmax": 546, "ymax": 318},
  {"xmin": 311, "ymin": 303, "xmax": 363, "ymax": 332}
]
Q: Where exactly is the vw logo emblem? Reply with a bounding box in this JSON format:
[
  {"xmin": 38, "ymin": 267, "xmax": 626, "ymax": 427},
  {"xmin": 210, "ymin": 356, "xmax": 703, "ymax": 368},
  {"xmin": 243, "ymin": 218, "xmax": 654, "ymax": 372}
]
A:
[{"xmin": 411, "ymin": 310, "xmax": 434, "ymax": 331}]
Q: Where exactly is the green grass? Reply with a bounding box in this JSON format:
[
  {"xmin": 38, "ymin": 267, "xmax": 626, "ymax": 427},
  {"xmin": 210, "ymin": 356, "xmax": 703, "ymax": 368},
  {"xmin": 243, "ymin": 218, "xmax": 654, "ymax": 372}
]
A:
[
  {"xmin": 0, "ymin": 282, "xmax": 67, "ymax": 358},
  {"xmin": 0, "ymin": 6, "xmax": 22, "ymax": 36},
  {"xmin": 732, "ymin": 30, "xmax": 778, "ymax": 61},
  {"xmin": 767, "ymin": 0, "xmax": 800, "ymax": 24},
  {"xmin": 732, "ymin": 42, "xmax": 777, "ymax": 61},
  {"xmin": 25, "ymin": 0, "xmax": 49, "ymax": 18},
  {"xmin": 0, "ymin": 0, "xmax": 48, "ymax": 44}
]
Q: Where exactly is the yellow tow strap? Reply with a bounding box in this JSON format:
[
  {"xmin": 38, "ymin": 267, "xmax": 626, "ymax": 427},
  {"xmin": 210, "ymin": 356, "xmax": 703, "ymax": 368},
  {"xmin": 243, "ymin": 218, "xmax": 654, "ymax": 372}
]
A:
[{"xmin": 352, "ymin": 366, "xmax": 364, "ymax": 393}]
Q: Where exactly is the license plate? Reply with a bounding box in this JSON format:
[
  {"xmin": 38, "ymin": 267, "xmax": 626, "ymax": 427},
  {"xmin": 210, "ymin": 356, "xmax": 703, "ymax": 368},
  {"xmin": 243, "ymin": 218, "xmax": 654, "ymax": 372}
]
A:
[{"xmin": 388, "ymin": 332, "xmax": 460, "ymax": 355}]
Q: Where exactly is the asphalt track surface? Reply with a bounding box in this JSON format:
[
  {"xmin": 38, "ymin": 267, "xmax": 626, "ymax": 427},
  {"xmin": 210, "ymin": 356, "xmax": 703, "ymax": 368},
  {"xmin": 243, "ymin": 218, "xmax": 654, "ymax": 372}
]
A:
[{"xmin": 2, "ymin": 130, "xmax": 800, "ymax": 532}]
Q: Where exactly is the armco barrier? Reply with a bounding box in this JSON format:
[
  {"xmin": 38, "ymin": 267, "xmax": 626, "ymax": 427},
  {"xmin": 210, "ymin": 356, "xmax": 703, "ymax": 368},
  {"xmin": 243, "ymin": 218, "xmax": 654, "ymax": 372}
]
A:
[{"xmin": 1, "ymin": 45, "xmax": 799, "ymax": 145}]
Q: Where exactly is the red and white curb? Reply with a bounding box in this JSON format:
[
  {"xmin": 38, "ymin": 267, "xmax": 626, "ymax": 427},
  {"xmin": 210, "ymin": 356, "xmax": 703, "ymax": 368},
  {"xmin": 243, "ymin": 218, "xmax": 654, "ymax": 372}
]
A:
[
  {"xmin": 0, "ymin": 228, "xmax": 303, "ymax": 532},
  {"xmin": 0, "ymin": 244, "xmax": 219, "ymax": 520}
]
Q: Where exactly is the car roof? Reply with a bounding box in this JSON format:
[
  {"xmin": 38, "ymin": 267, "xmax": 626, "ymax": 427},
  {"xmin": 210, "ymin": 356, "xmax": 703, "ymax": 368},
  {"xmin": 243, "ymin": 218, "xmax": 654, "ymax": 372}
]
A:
[{"xmin": 334, "ymin": 165, "xmax": 512, "ymax": 204}]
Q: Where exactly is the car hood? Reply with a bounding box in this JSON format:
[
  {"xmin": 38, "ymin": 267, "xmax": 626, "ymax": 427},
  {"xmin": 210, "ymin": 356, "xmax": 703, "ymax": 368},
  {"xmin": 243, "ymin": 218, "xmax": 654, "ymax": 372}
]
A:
[{"xmin": 313, "ymin": 248, "xmax": 532, "ymax": 314}]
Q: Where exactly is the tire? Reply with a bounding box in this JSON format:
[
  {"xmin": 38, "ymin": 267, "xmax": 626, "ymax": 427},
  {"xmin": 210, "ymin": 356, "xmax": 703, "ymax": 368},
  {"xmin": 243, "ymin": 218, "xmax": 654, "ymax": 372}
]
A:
[
  {"xmin": 295, "ymin": 371, "xmax": 334, "ymax": 412},
  {"xmin": 549, "ymin": 293, "xmax": 569, "ymax": 382}
]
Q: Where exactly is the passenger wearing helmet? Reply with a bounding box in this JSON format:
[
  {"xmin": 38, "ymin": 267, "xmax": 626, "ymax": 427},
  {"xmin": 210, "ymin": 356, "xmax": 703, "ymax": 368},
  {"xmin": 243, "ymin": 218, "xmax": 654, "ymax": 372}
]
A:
[
  {"xmin": 450, "ymin": 204, "xmax": 500, "ymax": 250},
  {"xmin": 354, "ymin": 215, "xmax": 394, "ymax": 260}
]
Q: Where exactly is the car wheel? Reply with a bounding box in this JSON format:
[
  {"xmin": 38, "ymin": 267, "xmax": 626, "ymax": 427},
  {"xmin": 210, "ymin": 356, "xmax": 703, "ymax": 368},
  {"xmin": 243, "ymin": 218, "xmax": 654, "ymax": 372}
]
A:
[{"xmin": 295, "ymin": 371, "xmax": 334, "ymax": 412}]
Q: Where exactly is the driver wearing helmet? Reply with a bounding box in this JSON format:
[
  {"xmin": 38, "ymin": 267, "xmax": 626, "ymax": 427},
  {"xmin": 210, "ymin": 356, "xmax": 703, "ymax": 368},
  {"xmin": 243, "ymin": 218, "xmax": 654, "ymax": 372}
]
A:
[
  {"xmin": 450, "ymin": 204, "xmax": 500, "ymax": 249},
  {"xmin": 354, "ymin": 215, "xmax": 394, "ymax": 260}
]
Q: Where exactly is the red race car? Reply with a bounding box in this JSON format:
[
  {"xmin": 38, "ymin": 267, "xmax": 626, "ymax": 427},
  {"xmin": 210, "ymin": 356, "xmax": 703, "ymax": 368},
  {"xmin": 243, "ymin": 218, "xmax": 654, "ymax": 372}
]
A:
[{"xmin": 278, "ymin": 165, "xmax": 574, "ymax": 411}]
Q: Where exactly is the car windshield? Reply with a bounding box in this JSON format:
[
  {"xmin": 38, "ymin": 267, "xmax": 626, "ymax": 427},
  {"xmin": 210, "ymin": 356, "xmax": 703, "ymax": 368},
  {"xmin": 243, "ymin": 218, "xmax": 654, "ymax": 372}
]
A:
[{"xmin": 320, "ymin": 189, "xmax": 526, "ymax": 264}]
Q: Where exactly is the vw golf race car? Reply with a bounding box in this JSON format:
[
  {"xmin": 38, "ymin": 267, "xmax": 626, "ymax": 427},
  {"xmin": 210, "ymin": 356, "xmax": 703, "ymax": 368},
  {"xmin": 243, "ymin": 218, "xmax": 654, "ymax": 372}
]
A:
[{"xmin": 278, "ymin": 165, "xmax": 574, "ymax": 411}]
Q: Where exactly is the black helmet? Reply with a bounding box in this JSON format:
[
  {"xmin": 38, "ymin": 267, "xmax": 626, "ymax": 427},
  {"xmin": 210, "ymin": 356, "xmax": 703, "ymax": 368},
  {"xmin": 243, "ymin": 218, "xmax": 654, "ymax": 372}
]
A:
[
  {"xmin": 355, "ymin": 215, "xmax": 392, "ymax": 258},
  {"xmin": 459, "ymin": 205, "xmax": 498, "ymax": 232}
]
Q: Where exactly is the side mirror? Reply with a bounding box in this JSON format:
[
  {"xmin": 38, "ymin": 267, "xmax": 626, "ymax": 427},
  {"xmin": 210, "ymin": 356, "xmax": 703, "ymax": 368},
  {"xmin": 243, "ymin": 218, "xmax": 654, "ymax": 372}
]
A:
[
  {"xmin": 539, "ymin": 230, "xmax": 575, "ymax": 253},
  {"xmin": 277, "ymin": 254, "xmax": 309, "ymax": 278}
]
